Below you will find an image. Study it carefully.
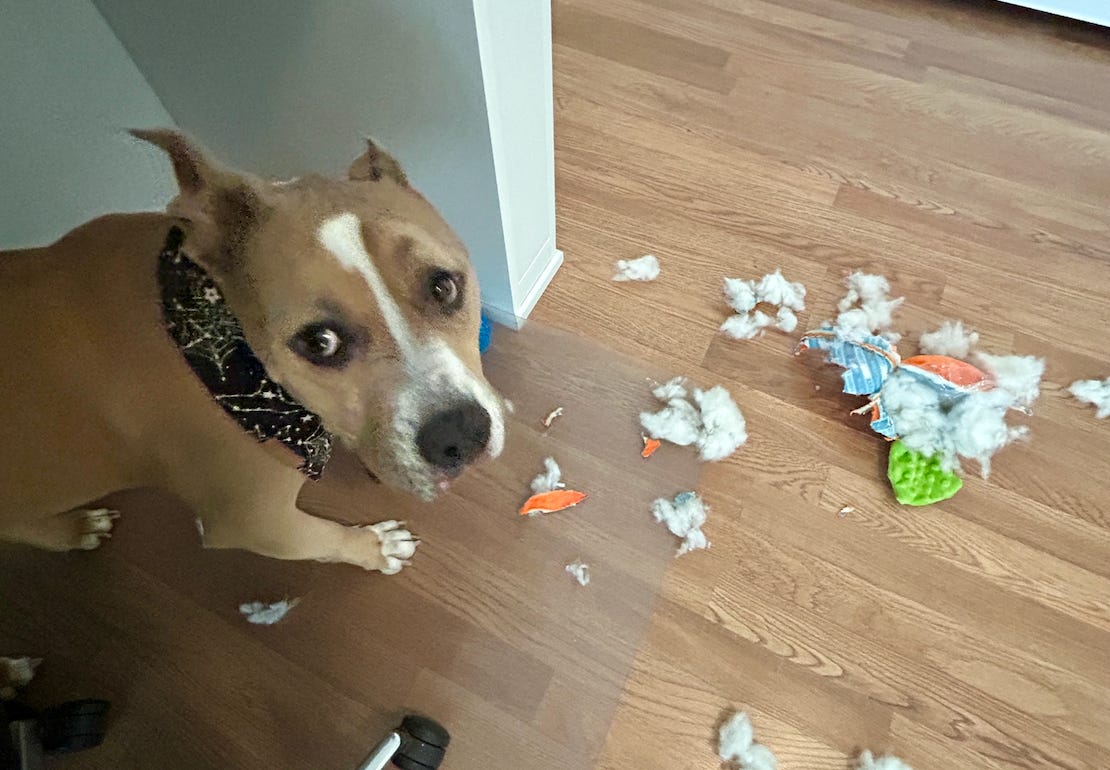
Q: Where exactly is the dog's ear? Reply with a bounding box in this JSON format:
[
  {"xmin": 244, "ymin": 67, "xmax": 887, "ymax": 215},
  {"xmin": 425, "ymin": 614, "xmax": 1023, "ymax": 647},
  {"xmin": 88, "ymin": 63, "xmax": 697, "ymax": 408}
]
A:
[
  {"xmin": 132, "ymin": 128, "xmax": 265, "ymax": 268},
  {"xmin": 348, "ymin": 138, "xmax": 408, "ymax": 186}
]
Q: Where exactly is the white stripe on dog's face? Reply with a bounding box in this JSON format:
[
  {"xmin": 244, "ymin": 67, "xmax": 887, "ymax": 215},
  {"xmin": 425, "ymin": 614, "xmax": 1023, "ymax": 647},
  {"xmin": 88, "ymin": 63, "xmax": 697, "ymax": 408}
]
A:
[
  {"xmin": 318, "ymin": 212, "xmax": 416, "ymax": 360},
  {"xmin": 317, "ymin": 213, "xmax": 504, "ymax": 494}
]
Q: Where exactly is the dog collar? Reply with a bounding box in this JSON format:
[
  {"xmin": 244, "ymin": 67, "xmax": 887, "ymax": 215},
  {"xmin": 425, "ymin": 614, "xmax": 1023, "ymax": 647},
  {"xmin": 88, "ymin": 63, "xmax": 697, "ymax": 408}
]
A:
[{"xmin": 158, "ymin": 227, "xmax": 332, "ymax": 478}]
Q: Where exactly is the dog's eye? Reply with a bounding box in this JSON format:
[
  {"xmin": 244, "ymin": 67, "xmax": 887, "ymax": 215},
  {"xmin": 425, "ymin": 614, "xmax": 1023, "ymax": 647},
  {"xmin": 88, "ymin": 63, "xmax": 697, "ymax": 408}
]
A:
[
  {"xmin": 291, "ymin": 323, "xmax": 348, "ymax": 367},
  {"xmin": 428, "ymin": 270, "xmax": 463, "ymax": 311}
]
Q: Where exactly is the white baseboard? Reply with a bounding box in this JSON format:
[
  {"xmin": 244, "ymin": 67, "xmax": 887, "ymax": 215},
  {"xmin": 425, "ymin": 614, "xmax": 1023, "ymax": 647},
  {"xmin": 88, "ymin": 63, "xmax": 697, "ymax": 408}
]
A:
[{"xmin": 482, "ymin": 245, "xmax": 563, "ymax": 330}]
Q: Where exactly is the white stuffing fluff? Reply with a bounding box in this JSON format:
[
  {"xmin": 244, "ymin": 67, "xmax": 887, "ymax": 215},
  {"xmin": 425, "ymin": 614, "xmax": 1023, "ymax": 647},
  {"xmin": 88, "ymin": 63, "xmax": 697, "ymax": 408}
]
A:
[
  {"xmin": 1, "ymin": 657, "xmax": 42, "ymax": 699},
  {"xmin": 651, "ymin": 491, "xmax": 710, "ymax": 556},
  {"xmin": 641, "ymin": 379, "xmax": 747, "ymax": 461},
  {"xmin": 834, "ymin": 271, "xmax": 904, "ymax": 342},
  {"xmin": 718, "ymin": 711, "xmax": 777, "ymax": 770},
  {"xmin": 1069, "ymin": 377, "xmax": 1110, "ymax": 418},
  {"xmin": 693, "ymin": 386, "xmax": 749, "ymax": 461},
  {"xmin": 918, "ymin": 320, "xmax": 979, "ymax": 359},
  {"xmin": 774, "ymin": 306, "xmax": 798, "ymax": 333},
  {"xmin": 879, "ymin": 352, "xmax": 1044, "ymax": 477},
  {"xmin": 974, "ymin": 352, "xmax": 1045, "ymax": 408},
  {"xmin": 724, "ymin": 277, "xmax": 758, "ymax": 313},
  {"xmin": 721, "ymin": 309, "xmax": 775, "ymax": 340},
  {"xmin": 565, "ymin": 560, "xmax": 590, "ymax": 586},
  {"xmin": 721, "ymin": 310, "xmax": 773, "ymax": 340},
  {"xmin": 641, "ymin": 396, "xmax": 703, "ymax": 446},
  {"xmin": 239, "ymin": 599, "xmax": 299, "ymax": 625},
  {"xmin": 857, "ymin": 750, "xmax": 914, "ymax": 770},
  {"xmin": 531, "ymin": 457, "xmax": 566, "ymax": 494},
  {"xmin": 652, "ymin": 376, "xmax": 689, "ymax": 401},
  {"xmin": 721, "ymin": 271, "xmax": 806, "ymax": 340},
  {"xmin": 612, "ymin": 254, "xmax": 660, "ymax": 282},
  {"xmin": 755, "ymin": 269, "xmax": 806, "ymax": 311}
]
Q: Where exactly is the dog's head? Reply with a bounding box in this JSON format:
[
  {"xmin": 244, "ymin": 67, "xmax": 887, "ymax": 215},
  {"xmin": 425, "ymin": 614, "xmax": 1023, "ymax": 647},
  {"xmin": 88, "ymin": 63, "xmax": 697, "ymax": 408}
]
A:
[{"xmin": 136, "ymin": 129, "xmax": 504, "ymax": 499}]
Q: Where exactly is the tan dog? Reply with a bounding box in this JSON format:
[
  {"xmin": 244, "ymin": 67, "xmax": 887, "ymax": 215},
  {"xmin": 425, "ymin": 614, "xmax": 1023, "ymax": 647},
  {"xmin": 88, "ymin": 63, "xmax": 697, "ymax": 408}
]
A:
[{"xmin": 0, "ymin": 130, "xmax": 505, "ymax": 574}]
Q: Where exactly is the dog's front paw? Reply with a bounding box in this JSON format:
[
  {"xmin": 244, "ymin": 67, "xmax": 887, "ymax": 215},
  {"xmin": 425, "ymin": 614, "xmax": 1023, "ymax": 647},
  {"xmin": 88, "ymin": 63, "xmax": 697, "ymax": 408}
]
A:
[{"xmin": 357, "ymin": 520, "xmax": 419, "ymax": 574}]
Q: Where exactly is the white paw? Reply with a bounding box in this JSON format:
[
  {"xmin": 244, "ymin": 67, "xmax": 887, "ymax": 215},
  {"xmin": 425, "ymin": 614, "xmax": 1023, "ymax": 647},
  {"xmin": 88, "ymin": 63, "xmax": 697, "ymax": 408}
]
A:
[
  {"xmin": 77, "ymin": 508, "xmax": 119, "ymax": 550},
  {"xmin": 362, "ymin": 520, "xmax": 419, "ymax": 575}
]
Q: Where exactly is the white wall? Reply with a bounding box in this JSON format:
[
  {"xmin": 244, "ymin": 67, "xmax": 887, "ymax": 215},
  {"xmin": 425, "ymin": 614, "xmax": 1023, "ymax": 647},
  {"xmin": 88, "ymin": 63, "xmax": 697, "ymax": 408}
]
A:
[
  {"xmin": 473, "ymin": 0, "xmax": 561, "ymax": 324},
  {"xmin": 1001, "ymin": 1, "xmax": 1110, "ymax": 26},
  {"xmin": 93, "ymin": 0, "xmax": 560, "ymax": 325},
  {"xmin": 0, "ymin": 0, "xmax": 177, "ymax": 249}
]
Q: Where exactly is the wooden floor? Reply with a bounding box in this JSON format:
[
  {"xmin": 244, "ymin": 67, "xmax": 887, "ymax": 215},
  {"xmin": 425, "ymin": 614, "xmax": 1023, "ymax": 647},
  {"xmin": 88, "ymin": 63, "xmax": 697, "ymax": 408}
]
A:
[
  {"xmin": 541, "ymin": 0, "xmax": 1110, "ymax": 768},
  {"xmin": 4, "ymin": 1, "xmax": 1110, "ymax": 768}
]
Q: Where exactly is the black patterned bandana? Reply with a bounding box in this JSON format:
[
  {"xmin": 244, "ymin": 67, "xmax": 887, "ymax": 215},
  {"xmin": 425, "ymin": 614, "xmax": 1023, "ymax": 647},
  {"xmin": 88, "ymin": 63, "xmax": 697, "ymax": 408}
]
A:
[{"xmin": 158, "ymin": 227, "xmax": 332, "ymax": 478}]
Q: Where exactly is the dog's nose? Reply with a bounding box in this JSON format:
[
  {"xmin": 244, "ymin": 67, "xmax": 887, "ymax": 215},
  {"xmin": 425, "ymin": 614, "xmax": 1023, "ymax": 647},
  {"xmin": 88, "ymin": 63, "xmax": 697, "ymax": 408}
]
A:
[{"xmin": 417, "ymin": 402, "xmax": 492, "ymax": 473}]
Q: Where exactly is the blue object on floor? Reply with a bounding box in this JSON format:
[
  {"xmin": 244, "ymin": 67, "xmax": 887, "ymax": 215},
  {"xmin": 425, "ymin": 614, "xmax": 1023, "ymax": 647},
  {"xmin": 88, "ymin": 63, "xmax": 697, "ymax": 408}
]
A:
[{"xmin": 478, "ymin": 312, "xmax": 492, "ymax": 354}]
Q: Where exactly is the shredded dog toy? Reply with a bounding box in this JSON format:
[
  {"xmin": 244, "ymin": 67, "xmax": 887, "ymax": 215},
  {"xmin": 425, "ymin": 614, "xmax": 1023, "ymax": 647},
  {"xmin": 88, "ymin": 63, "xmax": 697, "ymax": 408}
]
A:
[
  {"xmin": 565, "ymin": 560, "xmax": 590, "ymax": 586},
  {"xmin": 1069, "ymin": 376, "xmax": 1110, "ymax": 418},
  {"xmin": 519, "ymin": 489, "xmax": 588, "ymax": 515},
  {"xmin": 720, "ymin": 270, "xmax": 806, "ymax": 340},
  {"xmin": 651, "ymin": 491, "xmax": 709, "ymax": 556},
  {"xmin": 641, "ymin": 435, "xmax": 662, "ymax": 458},
  {"xmin": 531, "ymin": 457, "xmax": 566, "ymax": 494},
  {"xmin": 799, "ymin": 290, "xmax": 1044, "ymax": 480},
  {"xmin": 542, "ymin": 406, "xmax": 564, "ymax": 428},
  {"xmin": 612, "ymin": 254, "xmax": 660, "ymax": 282},
  {"xmin": 857, "ymin": 750, "xmax": 914, "ymax": 770},
  {"xmin": 718, "ymin": 711, "xmax": 777, "ymax": 770},
  {"xmin": 640, "ymin": 378, "xmax": 747, "ymax": 461},
  {"xmin": 239, "ymin": 599, "xmax": 300, "ymax": 625}
]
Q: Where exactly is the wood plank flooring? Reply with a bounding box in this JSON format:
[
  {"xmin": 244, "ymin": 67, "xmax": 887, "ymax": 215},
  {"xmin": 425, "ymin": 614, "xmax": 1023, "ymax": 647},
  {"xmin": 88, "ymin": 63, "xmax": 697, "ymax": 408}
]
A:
[
  {"xmin": 3, "ymin": 1, "xmax": 1110, "ymax": 768},
  {"xmin": 540, "ymin": 1, "xmax": 1110, "ymax": 768}
]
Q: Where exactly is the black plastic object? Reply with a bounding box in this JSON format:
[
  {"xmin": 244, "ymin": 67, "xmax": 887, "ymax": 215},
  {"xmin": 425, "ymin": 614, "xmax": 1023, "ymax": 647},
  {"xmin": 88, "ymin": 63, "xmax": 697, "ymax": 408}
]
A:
[
  {"xmin": 392, "ymin": 714, "xmax": 450, "ymax": 770},
  {"xmin": 40, "ymin": 700, "xmax": 110, "ymax": 755}
]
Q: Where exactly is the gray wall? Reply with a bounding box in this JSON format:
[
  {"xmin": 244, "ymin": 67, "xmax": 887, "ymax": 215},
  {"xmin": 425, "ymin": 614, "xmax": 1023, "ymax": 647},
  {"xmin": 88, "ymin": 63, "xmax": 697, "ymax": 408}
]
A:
[
  {"xmin": 0, "ymin": 0, "xmax": 176, "ymax": 249},
  {"xmin": 92, "ymin": 0, "xmax": 515, "ymax": 310}
]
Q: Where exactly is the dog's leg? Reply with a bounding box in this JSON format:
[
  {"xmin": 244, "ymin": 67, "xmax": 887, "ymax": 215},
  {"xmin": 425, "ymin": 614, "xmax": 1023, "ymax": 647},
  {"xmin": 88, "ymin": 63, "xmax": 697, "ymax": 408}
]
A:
[
  {"xmin": 187, "ymin": 472, "xmax": 418, "ymax": 574},
  {"xmin": 0, "ymin": 508, "xmax": 119, "ymax": 551}
]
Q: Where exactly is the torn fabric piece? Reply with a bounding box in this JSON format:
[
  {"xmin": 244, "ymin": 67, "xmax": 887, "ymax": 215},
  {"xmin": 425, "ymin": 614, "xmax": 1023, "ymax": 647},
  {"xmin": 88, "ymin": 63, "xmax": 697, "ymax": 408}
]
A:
[
  {"xmin": 531, "ymin": 457, "xmax": 566, "ymax": 494},
  {"xmin": 239, "ymin": 599, "xmax": 299, "ymax": 625},
  {"xmin": 718, "ymin": 711, "xmax": 777, "ymax": 770},
  {"xmin": 918, "ymin": 320, "xmax": 979, "ymax": 359},
  {"xmin": 797, "ymin": 328, "xmax": 900, "ymax": 396},
  {"xmin": 565, "ymin": 560, "xmax": 590, "ymax": 586},
  {"xmin": 833, "ymin": 271, "xmax": 904, "ymax": 342},
  {"xmin": 1069, "ymin": 376, "xmax": 1110, "ymax": 418},
  {"xmin": 857, "ymin": 750, "xmax": 914, "ymax": 770},
  {"xmin": 651, "ymin": 491, "xmax": 709, "ymax": 556},
  {"xmin": 612, "ymin": 254, "xmax": 660, "ymax": 282}
]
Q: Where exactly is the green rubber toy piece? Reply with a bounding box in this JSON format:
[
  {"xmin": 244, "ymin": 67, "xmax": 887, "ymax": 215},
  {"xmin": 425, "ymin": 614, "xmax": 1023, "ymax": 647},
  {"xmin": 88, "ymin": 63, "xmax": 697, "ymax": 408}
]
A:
[{"xmin": 887, "ymin": 440, "xmax": 962, "ymax": 506}]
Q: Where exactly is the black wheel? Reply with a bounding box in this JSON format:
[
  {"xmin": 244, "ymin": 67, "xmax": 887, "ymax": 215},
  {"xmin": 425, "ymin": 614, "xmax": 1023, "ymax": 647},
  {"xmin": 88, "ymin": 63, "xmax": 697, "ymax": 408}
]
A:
[
  {"xmin": 40, "ymin": 699, "xmax": 110, "ymax": 755},
  {"xmin": 392, "ymin": 714, "xmax": 450, "ymax": 770}
]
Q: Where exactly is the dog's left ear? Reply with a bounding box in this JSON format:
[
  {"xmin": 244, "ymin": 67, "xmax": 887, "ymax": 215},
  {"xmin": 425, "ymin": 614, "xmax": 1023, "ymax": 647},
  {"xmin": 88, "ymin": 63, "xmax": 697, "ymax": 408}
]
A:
[
  {"xmin": 348, "ymin": 138, "xmax": 408, "ymax": 186},
  {"xmin": 132, "ymin": 128, "xmax": 266, "ymax": 269}
]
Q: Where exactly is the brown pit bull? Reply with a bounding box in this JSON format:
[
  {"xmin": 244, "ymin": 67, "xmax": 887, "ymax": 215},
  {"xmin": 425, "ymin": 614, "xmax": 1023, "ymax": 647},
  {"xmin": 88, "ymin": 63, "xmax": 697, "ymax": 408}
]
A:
[{"xmin": 0, "ymin": 130, "xmax": 505, "ymax": 574}]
